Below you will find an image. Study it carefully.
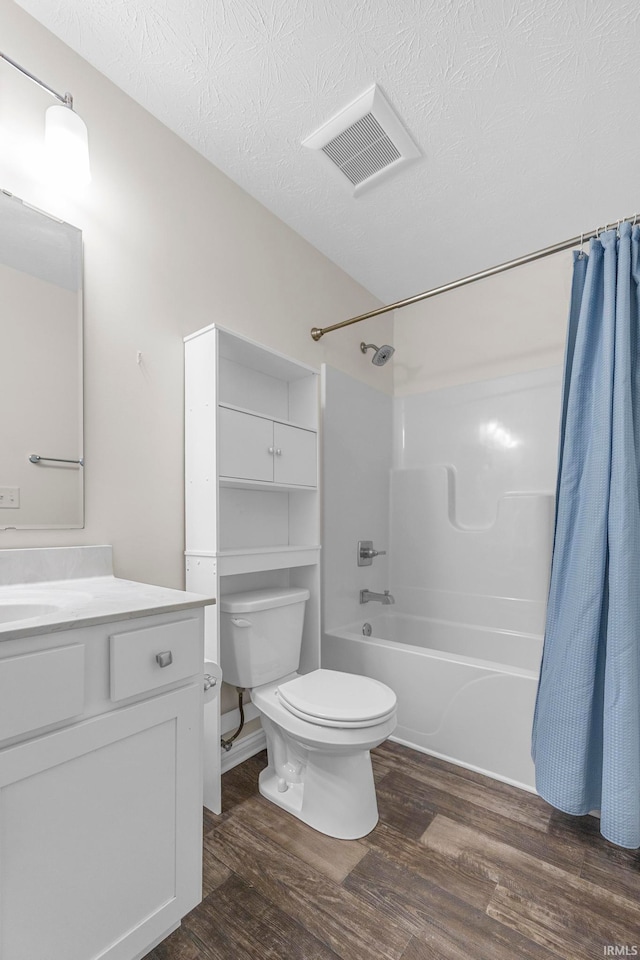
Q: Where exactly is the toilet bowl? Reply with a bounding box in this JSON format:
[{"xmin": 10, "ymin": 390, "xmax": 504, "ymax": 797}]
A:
[
  {"xmin": 220, "ymin": 588, "xmax": 397, "ymax": 839},
  {"xmin": 252, "ymin": 669, "xmax": 396, "ymax": 839}
]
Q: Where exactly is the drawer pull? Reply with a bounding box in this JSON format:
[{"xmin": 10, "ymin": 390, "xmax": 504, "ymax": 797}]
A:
[{"xmin": 155, "ymin": 651, "xmax": 173, "ymax": 668}]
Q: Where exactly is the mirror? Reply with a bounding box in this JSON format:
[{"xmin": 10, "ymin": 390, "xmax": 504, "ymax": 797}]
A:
[{"xmin": 0, "ymin": 191, "xmax": 83, "ymax": 529}]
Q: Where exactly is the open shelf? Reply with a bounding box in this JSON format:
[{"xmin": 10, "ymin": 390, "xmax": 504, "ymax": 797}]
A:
[
  {"xmin": 217, "ymin": 545, "xmax": 321, "ymax": 576},
  {"xmin": 217, "ymin": 327, "xmax": 317, "ymax": 382},
  {"xmin": 219, "ymin": 476, "xmax": 317, "ymax": 492}
]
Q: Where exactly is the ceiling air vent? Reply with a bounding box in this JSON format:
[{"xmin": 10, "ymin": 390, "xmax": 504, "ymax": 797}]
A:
[{"xmin": 303, "ymin": 85, "xmax": 421, "ymax": 197}]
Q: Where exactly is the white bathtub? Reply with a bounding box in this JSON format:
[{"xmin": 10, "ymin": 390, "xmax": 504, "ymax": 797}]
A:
[{"xmin": 323, "ymin": 612, "xmax": 543, "ymax": 791}]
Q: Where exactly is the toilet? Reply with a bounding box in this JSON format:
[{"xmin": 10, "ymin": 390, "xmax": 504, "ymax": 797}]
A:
[{"xmin": 219, "ymin": 587, "xmax": 397, "ymax": 839}]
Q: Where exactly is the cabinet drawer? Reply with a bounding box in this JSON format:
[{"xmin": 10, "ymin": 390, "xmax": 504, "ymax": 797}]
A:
[
  {"xmin": 110, "ymin": 618, "xmax": 202, "ymax": 702},
  {"xmin": 0, "ymin": 645, "xmax": 85, "ymax": 742}
]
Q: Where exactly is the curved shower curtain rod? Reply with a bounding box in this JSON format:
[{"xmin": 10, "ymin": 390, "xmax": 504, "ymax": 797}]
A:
[{"xmin": 309, "ymin": 212, "xmax": 640, "ymax": 342}]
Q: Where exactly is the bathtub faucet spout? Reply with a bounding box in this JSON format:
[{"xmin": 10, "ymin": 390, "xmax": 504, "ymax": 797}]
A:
[{"xmin": 360, "ymin": 589, "xmax": 395, "ymax": 605}]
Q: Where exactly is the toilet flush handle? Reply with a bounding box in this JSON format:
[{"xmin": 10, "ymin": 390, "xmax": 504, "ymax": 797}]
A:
[{"xmin": 230, "ymin": 617, "xmax": 252, "ymax": 627}]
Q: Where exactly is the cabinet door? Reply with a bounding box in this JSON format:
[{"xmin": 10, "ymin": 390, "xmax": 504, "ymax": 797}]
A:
[
  {"xmin": 218, "ymin": 407, "xmax": 273, "ymax": 481},
  {"xmin": 273, "ymin": 423, "xmax": 317, "ymax": 487},
  {"xmin": 0, "ymin": 685, "xmax": 202, "ymax": 960}
]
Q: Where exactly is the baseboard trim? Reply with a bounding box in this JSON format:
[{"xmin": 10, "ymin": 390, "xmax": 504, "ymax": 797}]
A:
[{"xmin": 221, "ymin": 727, "xmax": 266, "ymax": 774}]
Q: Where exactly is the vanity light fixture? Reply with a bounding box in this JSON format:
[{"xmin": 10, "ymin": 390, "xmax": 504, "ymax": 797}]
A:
[{"xmin": 0, "ymin": 51, "xmax": 91, "ymax": 186}]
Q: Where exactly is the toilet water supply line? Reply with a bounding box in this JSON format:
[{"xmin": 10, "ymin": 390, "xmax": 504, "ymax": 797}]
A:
[{"xmin": 221, "ymin": 687, "xmax": 246, "ymax": 751}]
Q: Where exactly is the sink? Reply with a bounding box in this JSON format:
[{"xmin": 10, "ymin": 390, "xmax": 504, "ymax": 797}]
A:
[
  {"xmin": 0, "ymin": 589, "xmax": 91, "ymax": 625},
  {"xmin": 0, "ymin": 601, "xmax": 61, "ymax": 624}
]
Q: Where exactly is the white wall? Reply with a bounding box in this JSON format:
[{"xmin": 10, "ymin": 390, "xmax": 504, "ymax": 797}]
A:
[
  {"xmin": 321, "ymin": 366, "xmax": 392, "ymax": 633},
  {"xmin": 0, "ymin": 0, "xmax": 392, "ymax": 587},
  {"xmin": 393, "ymin": 251, "xmax": 571, "ymax": 395}
]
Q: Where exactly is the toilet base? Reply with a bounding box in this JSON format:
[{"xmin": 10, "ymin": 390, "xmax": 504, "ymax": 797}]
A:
[{"xmin": 258, "ymin": 745, "xmax": 379, "ymax": 840}]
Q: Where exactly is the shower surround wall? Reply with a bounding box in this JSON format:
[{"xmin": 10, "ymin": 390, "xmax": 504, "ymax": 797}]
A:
[
  {"xmin": 322, "ymin": 363, "xmax": 562, "ymax": 788},
  {"xmin": 392, "ymin": 366, "xmax": 561, "ymax": 634},
  {"xmin": 321, "ymin": 366, "xmax": 392, "ymax": 632}
]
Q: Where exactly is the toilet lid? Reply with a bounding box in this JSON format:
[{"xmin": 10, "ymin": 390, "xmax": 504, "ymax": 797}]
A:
[{"xmin": 277, "ymin": 669, "xmax": 396, "ymax": 728}]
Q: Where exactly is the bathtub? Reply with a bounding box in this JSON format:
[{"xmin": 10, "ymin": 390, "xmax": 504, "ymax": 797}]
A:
[{"xmin": 323, "ymin": 612, "xmax": 543, "ymax": 791}]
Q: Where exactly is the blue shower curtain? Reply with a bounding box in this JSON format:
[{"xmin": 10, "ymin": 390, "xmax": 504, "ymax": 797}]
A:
[{"xmin": 532, "ymin": 221, "xmax": 640, "ymax": 848}]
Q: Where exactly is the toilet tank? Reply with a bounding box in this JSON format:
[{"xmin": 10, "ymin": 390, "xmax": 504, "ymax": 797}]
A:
[{"xmin": 219, "ymin": 587, "xmax": 310, "ymax": 688}]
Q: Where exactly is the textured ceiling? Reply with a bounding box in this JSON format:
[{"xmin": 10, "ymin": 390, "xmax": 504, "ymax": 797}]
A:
[{"xmin": 13, "ymin": 0, "xmax": 640, "ymax": 303}]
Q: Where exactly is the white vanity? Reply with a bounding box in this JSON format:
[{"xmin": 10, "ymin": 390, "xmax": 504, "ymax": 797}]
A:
[{"xmin": 0, "ymin": 546, "xmax": 214, "ymax": 960}]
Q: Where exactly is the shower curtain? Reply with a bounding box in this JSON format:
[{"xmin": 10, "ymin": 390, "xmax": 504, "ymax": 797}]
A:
[{"xmin": 532, "ymin": 221, "xmax": 640, "ymax": 848}]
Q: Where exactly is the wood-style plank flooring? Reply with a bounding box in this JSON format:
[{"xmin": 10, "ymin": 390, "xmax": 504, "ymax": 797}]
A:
[{"xmin": 144, "ymin": 741, "xmax": 640, "ymax": 960}]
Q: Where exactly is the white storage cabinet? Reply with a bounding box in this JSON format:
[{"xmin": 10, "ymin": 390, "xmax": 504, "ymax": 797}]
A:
[
  {"xmin": 218, "ymin": 407, "xmax": 317, "ymax": 487},
  {"xmin": 184, "ymin": 324, "xmax": 321, "ymax": 811}
]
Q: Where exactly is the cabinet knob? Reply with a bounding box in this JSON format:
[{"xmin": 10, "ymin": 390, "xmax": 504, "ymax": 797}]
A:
[
  {"xmin": 268, "ymin": 446, "xmax": 275, "ymax": 455},
  {"xmin": 275, "ymin": 448, "xmax": 282, "ymax": 456},
  {"xmin": 155, "ymin": 651, "xmax": 173, "ymax": 668}
]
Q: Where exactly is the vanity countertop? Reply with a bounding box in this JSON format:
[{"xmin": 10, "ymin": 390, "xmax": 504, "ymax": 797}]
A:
[{"xmin": 0, "ymin": 574, "xmax": 215, "ymax": 642}]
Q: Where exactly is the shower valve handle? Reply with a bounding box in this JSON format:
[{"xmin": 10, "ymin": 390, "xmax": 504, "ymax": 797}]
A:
[{"xmin": 358, "ymin": 540, "xmax": 387, "ymax": 566}]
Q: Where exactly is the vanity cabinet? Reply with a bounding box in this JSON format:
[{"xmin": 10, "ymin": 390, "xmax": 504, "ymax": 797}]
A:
[{"xmin": 0, "ymin": 611, "xmax": 203, "ymax": 960}]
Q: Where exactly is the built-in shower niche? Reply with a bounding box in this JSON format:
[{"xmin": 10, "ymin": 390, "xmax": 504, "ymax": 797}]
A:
[{"xmin": 390, "ymin": 465, "xmax": 554, "ymax": 622}]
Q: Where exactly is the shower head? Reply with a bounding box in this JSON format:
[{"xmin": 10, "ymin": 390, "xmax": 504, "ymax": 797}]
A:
[{"xmin": 360, "ymin": 341, "xmax": 395, "ymax": 366}]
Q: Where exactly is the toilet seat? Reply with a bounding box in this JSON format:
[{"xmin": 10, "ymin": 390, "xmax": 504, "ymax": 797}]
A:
[{"xmin": 276, "ymin": 669, "xmax": 396, "ymax": 729}]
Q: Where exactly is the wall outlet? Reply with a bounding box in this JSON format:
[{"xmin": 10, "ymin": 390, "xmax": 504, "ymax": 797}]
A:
[{"xmin": 0, "ymin": 487, "xmax": 20, "ymax": 508}]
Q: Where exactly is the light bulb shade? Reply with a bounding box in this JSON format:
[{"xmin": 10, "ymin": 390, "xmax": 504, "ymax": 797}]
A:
[{"xmin": 45, "ymin": 103, "xmax": 91, "ymax": 186}]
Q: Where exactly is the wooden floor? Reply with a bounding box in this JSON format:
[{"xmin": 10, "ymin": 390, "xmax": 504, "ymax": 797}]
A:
[{"xmin": 145, "ymin": 741, "xmax": 640, "ymax": 960}]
